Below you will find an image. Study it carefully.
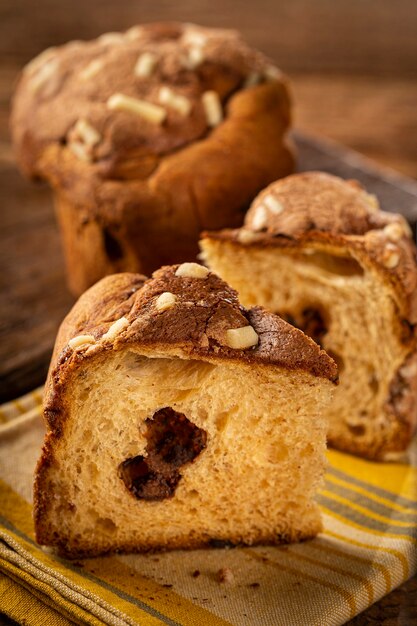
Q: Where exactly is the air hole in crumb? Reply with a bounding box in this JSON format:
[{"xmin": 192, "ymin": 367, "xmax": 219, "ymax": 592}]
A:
[
  {"xmin": 97, "ymin": 517, "xmax": 117, "ymax": 532},
  {"xmin": 103, "ymin": 228, "xmax": 124, "ymax": 262},
  {"xmin": 302, "ymin": 250, "xmax": 364, "ymax": 276},
  {"xmin": 119, "ymin": 407, "xmax": 207, "ymax": 501},
  {"xmin": 283, "ymin": 307, "xmax": 329, "ymax": 347}
]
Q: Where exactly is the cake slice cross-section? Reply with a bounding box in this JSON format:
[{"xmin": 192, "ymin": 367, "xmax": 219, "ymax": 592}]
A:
[
  {"xmin": 35, "ymin": 264, "xmax": 336, "ymax": 557},
  {"xmin": 201, "ymin": 172, "xmax": 417, "ymax": 460}
]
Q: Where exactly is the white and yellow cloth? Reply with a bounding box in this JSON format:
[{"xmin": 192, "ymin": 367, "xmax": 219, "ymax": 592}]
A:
[{"xmin": 0, "ymin": 387, "xmax": 416, "ymax": 626}]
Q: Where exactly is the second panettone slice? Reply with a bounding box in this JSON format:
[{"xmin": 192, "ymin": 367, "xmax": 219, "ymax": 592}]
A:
[
  {"xmin": 35, "ymin": 264, "xmax": 336, "ymax": 558},
  {"xmin": 201, "ymin": 172, "xmax": 417, "ymax": 460}
]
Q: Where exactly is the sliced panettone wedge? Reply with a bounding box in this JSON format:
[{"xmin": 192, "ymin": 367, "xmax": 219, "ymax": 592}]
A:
[
  {"xmin": 35, "ymin": 263, "xmax": 336, "ymax": 558},
  {"xmin": 200, "ymin": 172, "xmax": 417, "ymax": 460}
]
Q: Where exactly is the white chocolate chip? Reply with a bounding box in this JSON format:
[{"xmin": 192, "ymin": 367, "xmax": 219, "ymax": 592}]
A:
[
  {"xmin": 68, "ymin": 334, "xmax": 96, "ymax": 350},
  {"xmin": 102, "ymin": 316, "xmax": 129, "ymax": 341},
  {"xmin": 98, "ymin": 32, "xmax": 125, "ymax": 46},
  {"xmin": 107, "ymin": 93, "xmax": 167, "ymax": 124},
  {"xmin": 251, "ymin": 205, "xmax": 268, "ymax": 231},
  {"xmin": 159, "ymin": 86, "xmax": 192, "ymax": 116},
  {"xmin": 264, "ymin": 65, "xmax": 281, "ymax": 82},
  {"xmin": 79, "ymin": 59, "xmax": 104, "ymax": 81},
  {"xmin": 155, "ymin": 292, "xmax": 178, "ymax": 311},
  {"xmin": 263, "ymin": 194, "xmax": 284, "ymax": 215},
  {"xmin": 382, "ymin": 243, "xmax": 400, "ymax": 269},
  {"xmin": 24, "ymin": 47, "xmax": 57, "ymax": 75},
  {"xmin": 175, "ymin": 263, "xmax": 210, "ymax": 279},
  {"xmin": 73, "ymin": 119, "xmax": 101, "ymax": 147},
  {"xmin": 134, "ymin": 52, "xmax": 158, "ymax": 78},
  {"xmin": 68, "ymin": 141, "xmax": 91, "ymax": 162},
  {"xmin": 29, "ymin": 58, "xmax": 60, "ymax": 94},
  {"xmin": 202, "ymin": 91, "xmax": 223, "ymax": 127},
  {"xmin": 224, "ymin": 326, "xmax": 259, "ymax": 350},
  {"xmin": 244, "ymin": 72, "xmax": 261, "ymax": 89}
]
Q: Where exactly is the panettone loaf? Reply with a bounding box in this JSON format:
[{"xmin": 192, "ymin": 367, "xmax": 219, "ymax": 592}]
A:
[
  {"xmin": 11, "ymin": 22, "xmax": 294, "ymax": 296},
  {"xmin": 201, "ymin": 172, "xmax": 417, "ymax": 460},
  {"xmin": 35, "ymin": 263, "xmax": 336, "ymax": 558}
]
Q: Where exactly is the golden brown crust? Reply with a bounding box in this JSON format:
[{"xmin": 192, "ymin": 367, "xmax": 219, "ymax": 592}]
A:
[
  {"xmin": 40, "ymin": 526, "xmax": 320, "ymax": 560},
  {"xmin": 11, "ymin": 23, "xmax": 294, "ymax": 293},
  {"xmin": 43, "ymin": 264, "xmax": 336, "ymax": 427},
  {"xmin": 203, "ymin": 172, "xmax": 417, "ymax": 324},
  {"xmin": 45, "ymin": 266, "xmax": 337, "ymax": 423},
  {"xmin": 12, "ymin": 22, "xmax": 286, "ymax": 177}
]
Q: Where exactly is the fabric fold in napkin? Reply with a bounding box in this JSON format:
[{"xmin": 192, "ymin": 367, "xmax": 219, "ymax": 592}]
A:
[{"xmin": 0, "ymin": 387, "xmax": 416, "ymax": 626}]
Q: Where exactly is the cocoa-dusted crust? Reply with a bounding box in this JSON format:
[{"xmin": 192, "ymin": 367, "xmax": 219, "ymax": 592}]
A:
[
  {"xmin": 12, "ymin": 23, "xmax": 289, "ymax": 177},
  {"xmin": 11, "ymin": 22, "xmax": 294, "ymax": 293},
  {"xmin": 35, "ymin": 265, "xmax": 333, "ymax": 555},
  {"xmin": 44, "ymin": 266, "xmax": 337, "ymax": 419}
]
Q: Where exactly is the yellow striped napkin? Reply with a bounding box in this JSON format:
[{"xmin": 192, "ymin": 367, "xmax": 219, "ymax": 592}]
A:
[{"xmin": 1, "ymin": 388, "xmax": 416, "ymax": 626}]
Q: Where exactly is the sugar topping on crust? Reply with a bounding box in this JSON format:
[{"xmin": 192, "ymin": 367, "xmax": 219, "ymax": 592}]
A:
[{"xmin": 12, "ymin": 22, "xmax": 284, "ymax": 177}]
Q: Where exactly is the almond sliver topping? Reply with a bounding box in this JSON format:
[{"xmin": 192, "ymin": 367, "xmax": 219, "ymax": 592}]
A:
[
  {"xmin": 155, "ymin": 292, "xmax": 178, "ymax": 311},
  {"xmin": 68, "ymin": 141, "xmax": 91, "ymax": 162},
  {"xmin": 175, "ymin": 263, "xmax": 209, "ymax": 279},
  {"xmin": 225, "ymin": 326, "xmax": 259, "ymax": 350},
  {"xmin": 263, "ymin": 194, "xmax": 284, "ymax": 215},
  {"xmin": 102, "ymin": 317, "xmax": 129, "ymax": 341},
  {"xmin": 251, "ymin": 205, "xmax": 268, "ymax": 231},
  {"xmin": 79, "ymin": 58, "xmax": 104, "ymax": 81},
  {"xmin": 30, "ymin": 58, "xmax": 60, "ymax": 93},
  {"xmin": 134, "ymin": 52, "xmax": 158, "ymax": 78},
  {"xmin": 107, "ymin": 93, "xmax": 166, "ymax": 124},
  {"xmin": 73, "ymin": 119, "xmax": 101, "ymax": 147},
  {"xmin": 202, "ymin": 91, "xmax": 223, "ymax": 127},
  {"xmin": 159, "ymin": 87, "xmax": 192, "ymax": 116},
  {"xmin": 68, "ymin": 334, "xmax": 96, "ymax": 350}
]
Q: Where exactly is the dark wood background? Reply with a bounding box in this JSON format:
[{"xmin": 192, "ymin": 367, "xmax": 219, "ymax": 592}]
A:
[{"xmin": 0, "ymin": 1, "xmax": 416, "ymax": 624}]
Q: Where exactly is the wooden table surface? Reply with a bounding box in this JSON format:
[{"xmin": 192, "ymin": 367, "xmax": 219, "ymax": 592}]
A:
[{"xmin": 0, "ymin": 1, "xmax": 416, "ymax": 624}]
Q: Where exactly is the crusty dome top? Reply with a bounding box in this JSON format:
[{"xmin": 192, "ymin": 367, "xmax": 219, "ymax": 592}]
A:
[
  {"xmin": 203, "ymin": 172, "xmax": 417, "ymax": 323},
  {"xmin": 48, "ymin": 263, "xmax": 337, "ymax": 413},
  {"xmin": 245, "ymin": 172, "xmax": 411, "ymax": 238},
  {"xmin": 11, "ymin": 22, "xmax": 285, "ymax": 178}
]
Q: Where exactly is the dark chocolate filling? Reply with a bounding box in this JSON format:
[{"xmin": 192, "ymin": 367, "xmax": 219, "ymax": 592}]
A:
[{"xmin": 119, "ymin": 407, "xmax": 207, "ymax": 501}]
